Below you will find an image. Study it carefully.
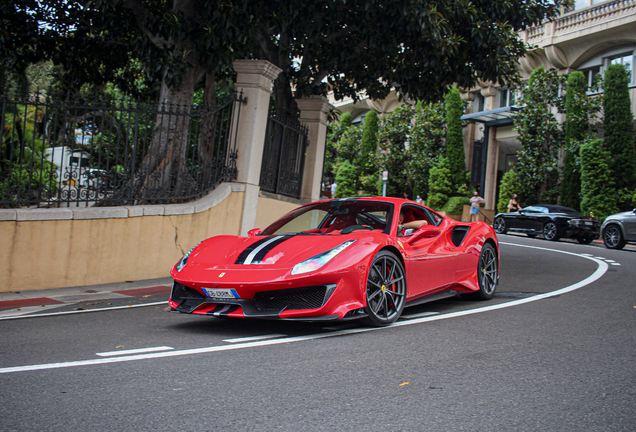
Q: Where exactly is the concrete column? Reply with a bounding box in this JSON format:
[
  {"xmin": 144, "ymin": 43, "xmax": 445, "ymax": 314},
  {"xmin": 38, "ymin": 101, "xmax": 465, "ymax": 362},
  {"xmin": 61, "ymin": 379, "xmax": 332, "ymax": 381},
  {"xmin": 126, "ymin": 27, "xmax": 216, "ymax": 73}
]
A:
[
  {"xmin": 232, "ymin": 59, "xmax": 282, "ymax": 235},
  {"xmin": 484, "ymin": 129, "xmax": 500, "ymax": 212},
  {"xmin": 296, "ymin": 96, "xmax": 334, "ymax": 202}
]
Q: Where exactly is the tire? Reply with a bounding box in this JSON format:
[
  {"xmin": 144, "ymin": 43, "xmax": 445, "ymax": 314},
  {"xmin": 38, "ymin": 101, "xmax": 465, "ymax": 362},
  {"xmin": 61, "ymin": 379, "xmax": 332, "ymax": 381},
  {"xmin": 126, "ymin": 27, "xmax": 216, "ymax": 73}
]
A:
[
  {"xmin": 577, "ymin": 237, "xmax": 593, "ymax": 245},
  {"xmin": 543, "ymin": 222, "xmax": 560, "ymax": 241},
  {"xmin": 475, "ymin": 243, "xmax": 498, "ymax": 300},
  {"xmin": 493, "ymin": 217, "xmax": 508, "ymax": 234},
  {"xmin": 603, "ymin": 225, "xmax": 626, "ymax": 250},
  {"xmin": 362, "ymin": 251, "xmax": 406, "ymax": 326}
]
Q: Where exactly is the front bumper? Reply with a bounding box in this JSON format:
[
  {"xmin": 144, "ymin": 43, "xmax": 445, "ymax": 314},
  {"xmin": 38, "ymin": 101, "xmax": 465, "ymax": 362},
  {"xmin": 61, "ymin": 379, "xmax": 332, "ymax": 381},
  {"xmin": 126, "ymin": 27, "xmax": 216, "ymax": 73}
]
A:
[{"xmin": 169, "ymin": 268, "xmax": 366, "ymax": 321}]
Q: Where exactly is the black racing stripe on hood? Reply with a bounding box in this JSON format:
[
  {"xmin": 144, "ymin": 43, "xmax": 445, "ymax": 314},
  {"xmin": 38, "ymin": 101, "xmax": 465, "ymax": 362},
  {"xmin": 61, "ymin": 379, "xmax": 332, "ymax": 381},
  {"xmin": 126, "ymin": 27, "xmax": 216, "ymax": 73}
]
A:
[
  {"xmin": 235, "ymin": 236, "xmax": 275, "ymax": 264},
  {"xmin": 250, "ymin": 236, "xmax": 293, "ymax": 264}
]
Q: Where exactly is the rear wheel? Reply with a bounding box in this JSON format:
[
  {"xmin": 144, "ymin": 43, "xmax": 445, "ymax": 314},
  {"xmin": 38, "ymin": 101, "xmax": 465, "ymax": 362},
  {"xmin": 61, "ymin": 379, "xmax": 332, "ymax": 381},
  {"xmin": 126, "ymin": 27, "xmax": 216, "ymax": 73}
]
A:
[
  {"xmin": 475, "ymin": 243, "xmax": 498, "ymax": 300},
  {"xmin": 543, "ymin": 222, "xmax": 560, "ymax": 241},
  {"xmin": 493, "ymin": 217, "xmax": 507, "ymax": 234},
  {"xmin": 577, "ymin": 237, "xmax": 593, "ymax": 245},
  {"xmin": 362, "ymin": 251, "xmax": 406, "ymax": 326},
  {"xmin": 603, "ymin": 225, "xmax": 626, "ymax": 250}
]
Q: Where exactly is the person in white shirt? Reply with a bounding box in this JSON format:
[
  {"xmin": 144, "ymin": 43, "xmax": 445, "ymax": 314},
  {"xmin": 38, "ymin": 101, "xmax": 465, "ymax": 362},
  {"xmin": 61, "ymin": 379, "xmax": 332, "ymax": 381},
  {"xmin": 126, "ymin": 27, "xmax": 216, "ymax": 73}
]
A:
[{"xmin": 469, "ymin": 192, "xmax": 486, "ymax": 222}]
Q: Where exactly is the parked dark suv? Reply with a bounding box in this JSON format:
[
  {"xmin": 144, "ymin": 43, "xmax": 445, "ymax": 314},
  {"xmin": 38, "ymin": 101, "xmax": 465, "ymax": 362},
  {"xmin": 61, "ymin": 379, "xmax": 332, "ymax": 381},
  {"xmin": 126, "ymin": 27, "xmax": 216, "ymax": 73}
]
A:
[{"xmin": 493, "ymin": 204, "xmax": 600, "ymax": 243}]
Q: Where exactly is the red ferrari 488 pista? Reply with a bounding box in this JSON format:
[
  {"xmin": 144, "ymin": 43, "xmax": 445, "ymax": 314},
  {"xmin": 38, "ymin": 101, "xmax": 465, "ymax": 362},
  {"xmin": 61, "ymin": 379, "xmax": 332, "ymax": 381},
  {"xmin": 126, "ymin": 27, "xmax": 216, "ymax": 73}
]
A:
[{"xmin": 169, "ymin": 197, "xmax": 499, "ymax": 326}]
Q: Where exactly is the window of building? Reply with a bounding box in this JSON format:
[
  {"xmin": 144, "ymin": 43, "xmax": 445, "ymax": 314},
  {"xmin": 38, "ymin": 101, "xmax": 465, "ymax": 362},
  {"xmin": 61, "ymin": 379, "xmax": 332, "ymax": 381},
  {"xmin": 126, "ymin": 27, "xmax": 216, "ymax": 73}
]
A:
[
  {"xmin": 498, "ymin": 88, "xmax": 521, "ymax": 108},
  {"xmin": 609, "ymin": 54, "xmax": 633, "ymax": 84},
  {"xmin": 581, "ymin": 66, "xmax": 601, "ymax": 89},
  {"xmin": 473, "ymin": 93, "xmax": 484, "ymax": 112}
]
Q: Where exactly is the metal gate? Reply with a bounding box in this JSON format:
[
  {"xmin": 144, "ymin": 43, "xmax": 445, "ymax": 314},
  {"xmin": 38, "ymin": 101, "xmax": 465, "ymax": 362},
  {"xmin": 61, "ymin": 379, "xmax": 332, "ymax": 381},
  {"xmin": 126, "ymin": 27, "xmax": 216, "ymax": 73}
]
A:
[{"xmin": 259, "ymin": 108, "xmax": 308, "ymax": 199}]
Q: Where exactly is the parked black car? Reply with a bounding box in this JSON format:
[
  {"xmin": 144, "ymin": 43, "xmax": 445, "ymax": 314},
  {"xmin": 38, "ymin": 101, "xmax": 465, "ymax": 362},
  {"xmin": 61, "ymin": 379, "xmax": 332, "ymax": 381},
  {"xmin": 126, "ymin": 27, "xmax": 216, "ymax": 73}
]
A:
[
  {"xmin": 493, "ymin": 204, "xmax": 600, "ymax": 243},
  {"xmin": 601, "ymin": 208, "xmax": 636, "ymax": 249}
]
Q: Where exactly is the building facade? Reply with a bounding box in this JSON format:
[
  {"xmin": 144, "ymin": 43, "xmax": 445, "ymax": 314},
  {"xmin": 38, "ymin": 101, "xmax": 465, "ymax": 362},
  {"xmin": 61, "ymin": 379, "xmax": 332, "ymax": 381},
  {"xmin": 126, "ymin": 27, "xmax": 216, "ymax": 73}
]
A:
[{"xmin": 329, "ymin": 0, "xmax": 636, "ymax": 211}]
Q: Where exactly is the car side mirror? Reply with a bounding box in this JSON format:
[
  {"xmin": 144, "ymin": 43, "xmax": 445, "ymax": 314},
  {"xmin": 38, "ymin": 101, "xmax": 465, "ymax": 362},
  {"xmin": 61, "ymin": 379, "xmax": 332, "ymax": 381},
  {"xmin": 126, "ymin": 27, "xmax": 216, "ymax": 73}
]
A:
[
  {"xmin": 247, "ymin": 228, "xmax": 262, "ymax": 237},
  {"xmin": 405, "ymin": 225, "xmax": 441, "ymax": 244}
]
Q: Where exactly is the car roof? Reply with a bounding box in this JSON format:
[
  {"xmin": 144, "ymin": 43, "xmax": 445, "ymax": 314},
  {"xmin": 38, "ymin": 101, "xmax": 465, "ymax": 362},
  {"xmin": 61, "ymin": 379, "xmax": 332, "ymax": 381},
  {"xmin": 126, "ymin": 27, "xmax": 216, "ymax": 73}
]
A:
[{"xmin": 531, "ymin": 204, "xmax": 579, "ymax": 213}]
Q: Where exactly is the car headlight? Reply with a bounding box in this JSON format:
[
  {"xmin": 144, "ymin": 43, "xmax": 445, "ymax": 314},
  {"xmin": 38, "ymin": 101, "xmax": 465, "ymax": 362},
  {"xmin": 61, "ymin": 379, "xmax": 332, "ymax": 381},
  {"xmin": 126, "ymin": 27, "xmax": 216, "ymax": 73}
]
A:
[
  {"xmin": 291, "ymin": 240, "xmax": 356, "ymax": 275},
  {"xmin": 175, "ymin": 243, "xmax": 201, "ymax": 272}
]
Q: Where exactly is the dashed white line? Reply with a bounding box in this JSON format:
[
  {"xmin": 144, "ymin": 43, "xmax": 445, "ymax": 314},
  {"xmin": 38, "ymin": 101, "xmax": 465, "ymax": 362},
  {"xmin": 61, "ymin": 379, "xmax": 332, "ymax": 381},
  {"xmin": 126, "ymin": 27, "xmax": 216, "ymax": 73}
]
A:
[
  {"xmin": 0, "ymin": 242, "xmax": 609, "ymax": 375},
  {"xmin": 96, "ymin": 346, "xmax": 174, "ymax": 357}
]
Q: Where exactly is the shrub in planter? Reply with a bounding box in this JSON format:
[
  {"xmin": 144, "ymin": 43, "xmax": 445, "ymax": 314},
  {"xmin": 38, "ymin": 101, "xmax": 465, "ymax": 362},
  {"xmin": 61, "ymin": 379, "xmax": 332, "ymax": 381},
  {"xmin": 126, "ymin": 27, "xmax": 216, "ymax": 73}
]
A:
[{"xmin": 580, "ymin": 139, "xmax": 618, "ymax": 220}]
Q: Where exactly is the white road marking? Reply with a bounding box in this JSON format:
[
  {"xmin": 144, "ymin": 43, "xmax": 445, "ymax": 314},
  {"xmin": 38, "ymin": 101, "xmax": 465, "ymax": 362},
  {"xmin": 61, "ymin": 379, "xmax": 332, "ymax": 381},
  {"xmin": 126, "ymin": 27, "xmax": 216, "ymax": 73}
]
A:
[
  {"xmin": 594, "ymin": 256, "xmax": 606, "ymax": 260},
  {"xmin": 400, "ymin": 311, "xmax": 440, "ymax": 320},
  {"xmin": 611, "ymin": 263, "xmax": 621, "ymax": 266},
  {"xmin": 0, "ymin": 301, "xmax": 167, "ymax": 321},
  {"xmin": 96, "ymin": 346, "xmax": 174, "ymax": 357},
  {"xmin": 0, "ymin": 242, "xmax": 609, "ymax": 375},
  {"xmin": 223, "ymin": 334, "xmax": 287, "ymax": 343}
]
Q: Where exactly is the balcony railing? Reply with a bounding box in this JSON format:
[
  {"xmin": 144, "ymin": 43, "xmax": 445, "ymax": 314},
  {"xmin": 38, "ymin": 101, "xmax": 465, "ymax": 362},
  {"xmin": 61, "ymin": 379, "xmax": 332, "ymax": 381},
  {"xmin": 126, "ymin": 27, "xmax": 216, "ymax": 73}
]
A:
[{"xmin": 526, "ymin": 0, "xmax": 636, "ymax": 41}]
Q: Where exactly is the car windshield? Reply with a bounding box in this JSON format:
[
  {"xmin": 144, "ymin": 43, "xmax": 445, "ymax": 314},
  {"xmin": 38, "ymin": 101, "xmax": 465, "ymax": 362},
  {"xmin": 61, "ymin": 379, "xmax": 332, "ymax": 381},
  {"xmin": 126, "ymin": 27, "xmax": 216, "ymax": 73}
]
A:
[
  {"xmin": 550, "ymin": 206, "xmax": 581, "ymax": 216},
  {"xmin": 262, "ymin": 201, "xmax": 394, "ymax": 235}
]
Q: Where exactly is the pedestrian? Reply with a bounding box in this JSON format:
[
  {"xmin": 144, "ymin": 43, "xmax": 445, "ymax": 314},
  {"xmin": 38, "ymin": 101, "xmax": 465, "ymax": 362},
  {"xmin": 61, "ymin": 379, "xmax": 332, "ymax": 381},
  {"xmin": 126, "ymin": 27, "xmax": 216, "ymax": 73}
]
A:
[
  {"xmin": 331, "ymin": 182, "xmax": 337, "ymax": 198},
  {"xmin": 403, "ymin": 192, "xmax": 409, "ymax": 200},
  {"xmin": 470, "ymin": 191, "xmax": 486, "ymax": 222},
  {"xmin": 507, "ymin": 193, "xmax": 522, "ymax": 213},
  {"xmin": 415, "ymin": 195, "xmax": 423, "ymax": 204}
]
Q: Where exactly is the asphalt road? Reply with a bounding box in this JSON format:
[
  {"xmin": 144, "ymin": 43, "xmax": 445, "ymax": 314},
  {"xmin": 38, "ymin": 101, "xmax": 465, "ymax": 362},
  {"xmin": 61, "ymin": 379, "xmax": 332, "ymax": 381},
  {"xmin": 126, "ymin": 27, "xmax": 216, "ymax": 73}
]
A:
[{"xmin": 1, "ymin": 234, "xmax": 635, "ymax": 431}]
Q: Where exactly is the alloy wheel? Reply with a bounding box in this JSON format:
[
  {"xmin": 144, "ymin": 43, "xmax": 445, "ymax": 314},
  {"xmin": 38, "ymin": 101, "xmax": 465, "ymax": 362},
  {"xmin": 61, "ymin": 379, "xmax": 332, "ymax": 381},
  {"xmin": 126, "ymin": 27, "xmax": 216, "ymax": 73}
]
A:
[
  {"xmin": 477, "ymin": 244, "xmax": 498, "ymax": 299},
  {"xmin": 363, "ymin": 252, "xmax": 406, "ymax": 326}
]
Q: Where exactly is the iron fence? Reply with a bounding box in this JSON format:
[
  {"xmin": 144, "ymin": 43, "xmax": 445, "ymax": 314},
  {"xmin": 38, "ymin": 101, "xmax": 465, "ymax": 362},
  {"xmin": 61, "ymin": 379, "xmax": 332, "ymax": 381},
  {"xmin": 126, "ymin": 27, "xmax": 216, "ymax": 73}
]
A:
[
  {"xmin": 0, "ymin": 90, "xmax": 244, "ymax": 207},
  {"xmin": 259, "ymin": 108, "xmax": 308, "ymax": 199}
]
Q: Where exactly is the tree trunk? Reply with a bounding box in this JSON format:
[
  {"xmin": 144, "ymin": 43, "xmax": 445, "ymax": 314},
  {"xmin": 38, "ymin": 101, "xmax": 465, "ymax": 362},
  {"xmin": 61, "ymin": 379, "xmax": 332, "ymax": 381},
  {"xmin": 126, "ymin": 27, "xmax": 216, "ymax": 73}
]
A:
[
  {"xmin": 197, "ymin": 71, "xmax": 217, "ymax": 187},
  {"xmin": 132, "ymin": 63, "xmax": 203, "ymax": 202}
]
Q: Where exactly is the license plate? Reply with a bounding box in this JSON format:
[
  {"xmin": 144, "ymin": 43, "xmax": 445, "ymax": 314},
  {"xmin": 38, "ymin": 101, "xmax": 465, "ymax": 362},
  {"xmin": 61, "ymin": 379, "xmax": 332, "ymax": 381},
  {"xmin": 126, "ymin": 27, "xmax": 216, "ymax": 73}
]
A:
[
  {"xmin": 202, "ymin": 288, "xmax": 240, "ymax": 299},
  {"xmin": 585, "ymin": 221, "xmax": 593, "ymax": 225}
]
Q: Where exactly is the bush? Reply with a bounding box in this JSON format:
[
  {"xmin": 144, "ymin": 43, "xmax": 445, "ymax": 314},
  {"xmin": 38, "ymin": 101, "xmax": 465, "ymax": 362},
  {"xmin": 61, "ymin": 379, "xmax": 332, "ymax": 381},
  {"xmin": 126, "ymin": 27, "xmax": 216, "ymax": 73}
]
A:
[
  {"xmin": 497, "ymin": 170, "xmax": 520, "ymax": 213},
  {"xmin": 427, "ymin": 157, "xmax": 453, "ymax": 210},
  {"xmin": 441, "ymin": 196, "xmax": 471, "ymax": 215},
  {"xmin": 445, "ymin": 87, "xmax": 466, "ymax": 193},
  {"xmin": 580, "ymin": 139, "xmax": 618, "ymax": 220},
  {"xmin": 603, "ymin": 64, "xmax": 636, "ymax": 208},
  {"xmin": 334, "ymin": 160, "xmax": 357, "ymax": 198},
  {"xmin": 359, "ymin": 111, "xmax": 378, "ymax": 176}
]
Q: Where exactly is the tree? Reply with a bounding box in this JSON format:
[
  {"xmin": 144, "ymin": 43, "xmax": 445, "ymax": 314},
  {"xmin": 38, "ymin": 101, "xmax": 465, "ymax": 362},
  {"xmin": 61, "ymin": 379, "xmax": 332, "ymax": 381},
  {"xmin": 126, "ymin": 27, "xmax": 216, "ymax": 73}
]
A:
[
  {"xmin": 408, "ymin": 101, "xmax": 446, "ymax": 200},
  {"xmin": 375, "ymin": 104, "xmax": 415, "ymax": 197},
  {"xmin": 248, "ymin": 0, "xmax": 563, "ymax": 115},
  {"xmin": 427, "ymin": 157, "xmax": 453, "ymax": 210},
  {"xmin": 603, "ymin": 64, "xmax": 636, "ymax": 210},
  {"xmin": 324, "ymin": 112, "xmax": 353, "ymax": 183},
  {"xmin": 445, "ymin": 87, "xmax": 466, "ymax": 193},
  {"xmin": 334, "ymin": 160, "xmax": 357, "ymax": 198},
  {"xmin": 580, "ymin": 139, "xmax": 618, "ymax": 220},
  {"xmin": 513, "ymin": 67, "xmax": 565, "ymax": 205},
  {"xmin": 359, "ymin": 111, "xmax": 379, "ymax": 176},
  {"xmin": 561, "ymin": 71, "xmax": 588, "ymax": 211}
]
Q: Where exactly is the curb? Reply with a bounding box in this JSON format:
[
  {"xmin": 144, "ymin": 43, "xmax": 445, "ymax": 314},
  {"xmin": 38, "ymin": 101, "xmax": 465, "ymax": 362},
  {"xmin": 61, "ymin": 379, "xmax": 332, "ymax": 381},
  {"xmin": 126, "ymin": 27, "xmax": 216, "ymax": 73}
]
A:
[{"xmin": 0, "ymin": 278, "xmax": 173, "ymax": 314}]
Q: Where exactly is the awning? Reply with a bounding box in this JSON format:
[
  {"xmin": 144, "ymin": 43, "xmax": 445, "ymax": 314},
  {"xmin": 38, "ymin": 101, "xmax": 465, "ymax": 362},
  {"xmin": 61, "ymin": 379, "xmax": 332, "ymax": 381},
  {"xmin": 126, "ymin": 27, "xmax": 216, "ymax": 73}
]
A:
[{"xmin": 461, "ymin": 106, "xmax": 520, "ymax": 127}]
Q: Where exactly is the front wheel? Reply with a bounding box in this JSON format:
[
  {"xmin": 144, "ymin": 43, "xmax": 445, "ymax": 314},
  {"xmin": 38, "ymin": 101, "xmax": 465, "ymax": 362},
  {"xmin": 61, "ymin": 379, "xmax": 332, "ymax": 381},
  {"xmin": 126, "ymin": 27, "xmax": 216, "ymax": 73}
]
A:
[
  {"xmin": 603, "ymin": 225, "xmax": 626, "ymax": 250},
  {"xmin": 493, "ymin": 217, "xmax": 507, "ymax": 234},
  {"xmin": 543, "ymin": 222, "xmax": 560, "ymax": 241},
  {"xmin": 475, "ymin": 243, "xmax": 498, "ymax": 300},
  {"xmin": 362, "ymin": 251, "xmax": 406, "ymax": 326}
]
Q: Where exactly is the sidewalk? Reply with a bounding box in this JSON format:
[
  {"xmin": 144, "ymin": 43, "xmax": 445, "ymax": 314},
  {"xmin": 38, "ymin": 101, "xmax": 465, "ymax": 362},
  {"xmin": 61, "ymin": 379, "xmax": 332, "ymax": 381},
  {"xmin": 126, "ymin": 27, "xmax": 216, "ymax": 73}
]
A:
[{"xmin": 0, "ymin": 277, "xmax": 173, "ymax": 318}]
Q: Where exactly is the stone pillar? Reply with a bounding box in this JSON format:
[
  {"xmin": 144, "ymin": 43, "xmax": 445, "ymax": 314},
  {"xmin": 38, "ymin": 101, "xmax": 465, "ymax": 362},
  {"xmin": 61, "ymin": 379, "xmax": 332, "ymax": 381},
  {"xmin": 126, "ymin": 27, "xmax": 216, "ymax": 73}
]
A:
[
  {"xmin": 484, "ymin": 129, "xmax": 499, "ymax": 212},
  {"xmin": 296, "ymin": 96, "xmax": 334, "ymax": 202},
  {"xmin": 232, "ymin": 59, "xmax": 281, "ymax": 235}
]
